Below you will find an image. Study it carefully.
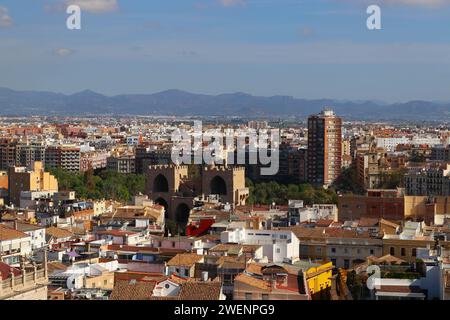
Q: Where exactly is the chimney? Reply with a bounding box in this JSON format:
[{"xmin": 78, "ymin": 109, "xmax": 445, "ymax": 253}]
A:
[
  {"xmin": 13, "ymin": 220, "xmax": 18, "ymax": 230},
  {"xmin": 43, "ymin": 249, "xmax": 48, "ymax": 279},
  {"xmin": 201, "ymin": 271, "xmax": 209, "ymax": 282}
]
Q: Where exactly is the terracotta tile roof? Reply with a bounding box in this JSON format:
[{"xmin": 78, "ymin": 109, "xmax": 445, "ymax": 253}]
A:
[
  {"xmin": 166, "ymin": 253, "xmax": 203, "ymax": 267},
  {"xmin": 46, "ymin": 226, "xmax": 74, "ymax": 239},
  {"xmin": 112, "ymin": 205, "xmax": 164, "ymax": 221},
  {"xmin": 167, "ymin": 273, "xmax": 190, "ymax": 284},
  {"xmin": 246, "ymin": 263, "xmax": 264, "ymax": 276},
  {"xmin": 0, "ymin": 225, "xmax": 29, "ymax": 241},
  {"xmin": 217, "ymin": 256, "xmax": 246, "ymax": 270},
  {"xmin": 315, "ymin": 219, "xmax": 334, "ymax": 227},
  {"xmin": 0, "ymin": 262, "xmax": 21, "ymax": 280},
  {"xmin": 62, "ymin": 226, "xmax": 87, "ymax": 235},
  {"xmin": 95, "ymin": 229, "xmax": 138, "ymax": 237},
  {"xmin": 242, "ymin": 245, "xmax": 262, "ymax": 253},
  {"xmin": 72, "ymin": 209, "xmax": 94, "ymax": 218},
  {"xmin": 109, "ymin": 279, "xmax": 156, "ymax": 300},
  {"xmin": 47, "ymin": 261, "xmax": 68, "ymax": 275},
  {"xmin": 210, "ymin": 243, "xmax": 261, "ymax": 255},
  {"xmin": 368, "ymin": 254, "xmax": 406, "ymax": 265},
  {"xmin": 198, "ymin": 234, "xmax": 221, "ymax": 242},
  {"xmin": 178, "ymin": 281, "xmax": 223, "ymax": 300},
  {"xmin": 287, "ymin": 226, "xmax": 373, "ymax": 240},
  {"xmin": 234, "ymin": 273, "xmax": 271, "ymax": 291},
  {"xmin": 107, "ymin": 244, "xmax": 158, "ymax": 253},
  {"xmin": 3, "ymin": 221, "xmax": 44, "ymax": 232},
  {"xmin": 150, "ymin": 280, "xmax": 223, "ymax": 300}
]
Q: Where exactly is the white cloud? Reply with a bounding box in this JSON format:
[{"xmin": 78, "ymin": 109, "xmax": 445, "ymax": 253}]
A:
[
  {"xmin": 0, "ymin": 6, "xmax": 13, "ymax": 28},
  {"xmin": 218, "ymin": 0, "xmax": 246, "ymax": 7},
  {"xmin": 65, "ymin": 0, "xmax": 118, "ymax": 13},
  {"xmin": 53, "ymin": 48, "xmax": 76, "ymax": 57}
]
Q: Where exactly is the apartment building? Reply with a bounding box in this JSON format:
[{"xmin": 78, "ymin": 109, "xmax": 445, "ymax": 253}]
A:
[
  {"xmin": 0, "ymin": 225, "xmax": 32, "ymax": 266},
  {"xmin": 405, "ymin": 163, "xmax": 450, "ymax": 196},
  {"xmin": 289, "ymin": 226, "xmax": 383, "ymax": 269},
  {"xmin": 0, "ymin": 139, "xmax": 17, "ymax": 171},
  {"xmin": 15, "ymin": 142, "xmax": 46, "ymax": 168},
  {"xmin": 431, "ymin": 145, "xmax": 450, "ymax": 162},
  {"xmin": 382, "ymin": 222, "xmax": 435, "ymax": 263},
  {"xmin": 106, "ymin": 155, "xmax": 136, "ymax": 174},
  {"xmin": 80, "ymin": 151, "xmax": 108, "ymax": 172},
  {"xmin": 220, "ymin": 228, "xmax": 300, "ymax": 263},
  {"xmin": 45, "ymin": 146, "xmax": 81, "ymax": 172},
  {"xmin": 3, "ymin": 222, "xmax": 46, "ymax": 251},
  {"xmin": 307, "ymin": 109, "xmax": 342, "ymax": 187},
  {"xmin": 8, "ymin": 161, "xmax": 58, "ymax": 206}
]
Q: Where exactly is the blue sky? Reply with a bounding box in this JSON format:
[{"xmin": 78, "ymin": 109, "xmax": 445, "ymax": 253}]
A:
[{"xmin": 1, "ymin": 0, "xmax": 450, "ymax": 102}]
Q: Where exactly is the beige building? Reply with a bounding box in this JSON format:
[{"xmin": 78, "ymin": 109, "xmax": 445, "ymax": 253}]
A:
[
  {"xmin": 404, "ymin": 196, "xmax": 450, "ymax": 225},
  {"xmin": 8, "ymin": 161, "xmax": 58, "ymax": 206},
  {"xmin": 145, "ymin": 164, "xmax": 248, "ymax": 225},
  {"xmin": 0, "ymin": 256, "xmax": 48, "ymax": 300},
  {"xmin": 382, "ymin": 236, "xmax": 434, "ymax": 264}
]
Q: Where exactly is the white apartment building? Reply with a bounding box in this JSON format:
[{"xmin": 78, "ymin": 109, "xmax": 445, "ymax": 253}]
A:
[
  {"xmin": 0, "ymin": 225, "xmax": 32, "ymax": 266},
  {"xmin": 4, "ymin": 221, "xmax": 46, "ymax": 251},
  {"xmin": 376, "ymin": 136, "xmax": 443, "ymax": 152},
  {"xmin": 220, "ymin": 228, "xmax": 300, "ymax": 263}
]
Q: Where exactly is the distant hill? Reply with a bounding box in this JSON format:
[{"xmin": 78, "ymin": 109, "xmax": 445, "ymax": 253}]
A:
[{"xmin": 0, "ymin": 87, "xmax": 449, "ymax": 121}]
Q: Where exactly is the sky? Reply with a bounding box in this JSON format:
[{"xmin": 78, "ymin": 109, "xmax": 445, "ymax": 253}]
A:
[{"xmin": 1, "ymin": 0, "xmax": 450, "ymax": 102}]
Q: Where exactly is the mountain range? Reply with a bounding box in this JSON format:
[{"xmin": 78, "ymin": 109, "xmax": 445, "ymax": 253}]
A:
[{"xmin": 0, "ymin": 87, "xmax": 448, "ymax": 121}]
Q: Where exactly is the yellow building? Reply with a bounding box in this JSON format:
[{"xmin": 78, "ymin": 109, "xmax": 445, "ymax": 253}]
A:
[
  {"xmin": 382, "ymin": 237, "xmax": 434, "ymax": 263},
  {"xmin": 83, "ymin": 272, "xmax": 115, "ymax": 290},
  {"xmin": 303, "ymin": 262, "xmax": 333, "ymax": 297},
  {"xmin": 8, "ymin": 161, "xmax": 58, "ymax": 206}
]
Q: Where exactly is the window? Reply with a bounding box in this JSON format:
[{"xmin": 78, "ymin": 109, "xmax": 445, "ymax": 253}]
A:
[
  {"xmin": 276, "ymin": 248, "xmax": 281, "ymax": 253},
  {"xmin": 331, "ymin": 247, "xmax": 336, "ymax": 253},
  {"xmin": 344, "ymin": 259, "xmax": 350, "ymax": 269},
  {"xmin": 370, "ymin": 249, "xmax": 374, "ymax": 255},
  {"xmin": 401, "ymin": 248, "xmax": 406, "ymax": 256},
  {"xmin": 390, "ymin": 247, "xmax": 395, "ymax": 256},
  {"xmin": 262, "ymin": 294, "xmax": 269, "ymax": 300},
  {"xmin": 412, "ymin": 248, "xmax": 417, "ymax": 257},
  {"xmin": 184, "ymin": 269, "xmax": 189, "ymax": 277},
  {"xmin": 245, "ymin": 293, "xmax": 252, "ymax": 300},
  {"xmin": 316, "ymin": 247, "xmax": 322, "ymax": 254}
]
